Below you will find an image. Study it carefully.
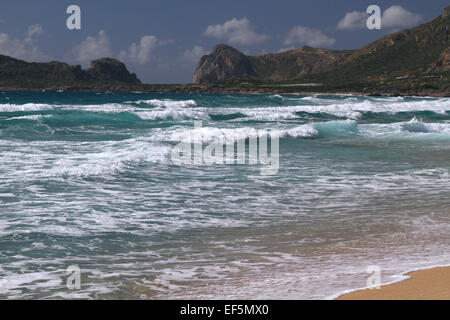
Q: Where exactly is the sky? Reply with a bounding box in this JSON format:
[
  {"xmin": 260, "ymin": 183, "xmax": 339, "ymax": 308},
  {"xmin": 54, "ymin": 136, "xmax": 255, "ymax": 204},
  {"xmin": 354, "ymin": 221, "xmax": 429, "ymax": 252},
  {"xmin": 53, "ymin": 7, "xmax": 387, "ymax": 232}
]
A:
[{"xmin": 0, "ymin": 0, "xmax": 448, "ymax": 83}]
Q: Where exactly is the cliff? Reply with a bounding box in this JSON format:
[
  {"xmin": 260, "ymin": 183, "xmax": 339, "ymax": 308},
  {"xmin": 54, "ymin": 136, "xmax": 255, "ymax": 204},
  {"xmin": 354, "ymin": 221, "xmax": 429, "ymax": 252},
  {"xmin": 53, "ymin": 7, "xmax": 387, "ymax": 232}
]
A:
[
  {"xmin": 192, "ymin": 44, "xmax": 352, "ymax": 83},
  {"xmin": 192, "ymin": 44, "xmax": 256, "ymax": 84}
]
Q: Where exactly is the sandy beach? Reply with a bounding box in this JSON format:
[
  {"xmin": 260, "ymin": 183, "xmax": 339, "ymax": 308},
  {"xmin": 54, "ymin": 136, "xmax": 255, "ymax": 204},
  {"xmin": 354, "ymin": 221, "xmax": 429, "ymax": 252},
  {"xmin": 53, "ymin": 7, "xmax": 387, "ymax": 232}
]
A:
[{"xmin": 338, "ymin": 266, "xmax": 450, "ymax": 300}]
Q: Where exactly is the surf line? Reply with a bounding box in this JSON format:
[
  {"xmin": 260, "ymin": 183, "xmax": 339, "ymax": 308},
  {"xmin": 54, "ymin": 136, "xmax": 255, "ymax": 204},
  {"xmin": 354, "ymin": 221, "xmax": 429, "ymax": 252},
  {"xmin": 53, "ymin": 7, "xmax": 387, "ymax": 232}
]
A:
[{"xmin": 171, "ymin": 120, "xmax": 279, "ymax": 175}]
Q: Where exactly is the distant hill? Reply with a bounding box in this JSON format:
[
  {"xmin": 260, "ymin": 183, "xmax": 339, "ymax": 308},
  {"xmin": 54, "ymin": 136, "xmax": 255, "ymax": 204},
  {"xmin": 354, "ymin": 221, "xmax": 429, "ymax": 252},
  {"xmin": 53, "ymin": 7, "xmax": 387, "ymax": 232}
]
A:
[
  {"xmin": 0, "ymin": 56, "xmax": 141, "ymax": 91},
  {"xmin": 321, "ymin": 5, "xmax": 450, "ymax": 80},
  {"xmin": 192, "ymin": 44, "xmax": 353, "ymax": 84},
  {"xmin": 191, "ymin": 6, "xmax": 450, "ymax": 96}
]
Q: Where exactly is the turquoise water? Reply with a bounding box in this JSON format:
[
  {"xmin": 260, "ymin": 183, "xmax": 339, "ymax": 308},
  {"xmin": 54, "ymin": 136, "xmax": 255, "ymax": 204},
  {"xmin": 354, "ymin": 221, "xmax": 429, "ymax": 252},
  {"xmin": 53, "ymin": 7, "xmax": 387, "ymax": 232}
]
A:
[{"xmin": 0, "ymin": 91, "xmax": 449, "ymax": 299}]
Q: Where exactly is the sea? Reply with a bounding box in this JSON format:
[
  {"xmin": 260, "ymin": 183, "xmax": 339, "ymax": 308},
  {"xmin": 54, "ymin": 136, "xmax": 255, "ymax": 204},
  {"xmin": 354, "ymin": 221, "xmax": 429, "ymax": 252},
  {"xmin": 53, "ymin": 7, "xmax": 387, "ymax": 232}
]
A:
[{"xmin": 0, "ymin": 91, "xmax": 449, "ymax": 299}]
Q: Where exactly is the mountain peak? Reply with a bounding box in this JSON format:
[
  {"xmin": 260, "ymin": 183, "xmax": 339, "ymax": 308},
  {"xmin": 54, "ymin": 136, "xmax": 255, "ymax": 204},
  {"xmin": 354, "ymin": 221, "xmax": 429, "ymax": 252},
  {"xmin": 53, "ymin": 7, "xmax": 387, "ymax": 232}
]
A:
[
  {"xmin": 211, "ymin": 44, "xmax": 237, "ymax": 52},
  {"xmin": 88, "ymin": 58, "xmax": 140, "ymax": 84},
  {"xmin": 443, "ymin": 6, "xmax": 450, "ymax": 18},
  {"xmin": 192, "ymin": 45, "xmax": 255, "ymax": 84}
]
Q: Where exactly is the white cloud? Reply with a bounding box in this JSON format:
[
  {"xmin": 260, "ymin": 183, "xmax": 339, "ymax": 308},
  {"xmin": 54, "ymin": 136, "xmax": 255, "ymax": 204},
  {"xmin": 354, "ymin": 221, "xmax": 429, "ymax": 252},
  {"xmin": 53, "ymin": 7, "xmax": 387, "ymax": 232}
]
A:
[
  {"xmin": 382, "ymin": 6, "xmax": 422, "ymax": 28},
  {"xmin": 337, "ymin": 6, "xmax": 422, "ymax": 31},
  {"xmin": 180, "ymin": 45, "xmax": 207, "ymax": 66},
  {"xmin": 277, "ymin": 47, "xmax": 295, "ymax": 53},
  {"xmin": 0, "ymin": 24, "xmax": 48, "ymax": 61},
  {"xmin": 69, "ymin": 30, "xmax": 112, "ymax": 64},
  {"xmin": 284, "ymin": 26, "xmax": 335, "ymax": 48},
  {"xmin": 337, "ymin": 11, "xmax": 368, "ymax": 30},
  {"xmin": 68, "ymin": 31, "xmax": 170, "ymax": 66},
  {"xmin": 204, "ymin": 17, "xmax": 269, "ymax": 45},
  {"xmin": 118, "ymin": 35, "xmax": 159, "ymax": 64},
  {"xmin": 26, "ymin": 24, "xmax": 44, "ymax": 39}
]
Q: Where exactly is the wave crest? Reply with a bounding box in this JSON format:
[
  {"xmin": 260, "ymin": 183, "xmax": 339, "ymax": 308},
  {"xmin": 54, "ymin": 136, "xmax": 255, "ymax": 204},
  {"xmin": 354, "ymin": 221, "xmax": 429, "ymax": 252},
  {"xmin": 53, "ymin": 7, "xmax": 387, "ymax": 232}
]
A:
[{"xmin": 401, "ymin": 117, "xmax": 450, "ymax": 134}]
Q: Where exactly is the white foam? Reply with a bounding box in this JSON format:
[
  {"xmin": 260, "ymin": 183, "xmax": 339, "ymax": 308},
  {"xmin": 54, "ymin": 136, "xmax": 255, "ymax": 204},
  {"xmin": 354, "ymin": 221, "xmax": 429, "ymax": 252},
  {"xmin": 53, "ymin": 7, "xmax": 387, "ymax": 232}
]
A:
[
  {"xmin": 237, "ymin": 97, "xmax": 450, "ymax": 120},
  {"xmin": 6, "ymin": 115, "xmax": 50, "ymax": 121},
  {"xmin": 295, "ymin": 99, "xmax": 449, "ymax": 116},
  {"xmin": 239, "ymin": 109, "xmax": 299, "ymax": 121},
  {"xmin": 163, "ymin": 124, "xmax": 317, "ymax": 144},
  {"xmin": 0, "ymin": 269, "xmax": 63, "ymax": 297},
  {"xmin": 0, "ymin": 103, "xmax": 53, "ymax": 112},
  {"xmin": 0, "ymin": 102, "xmax": 141, "ymax": 114},
  {"xmin": 131, "ymin": 99, "xmax": 197, "ymax": 108},
  {"xmin": 401, "ymin": 117, "xmax": 450, "ymax": 134},
  {"xmin": 135, "ymin": 109, "xmax": 209, "ymax": 121},
  {"xmin": 50, "ymin": 140, "xmax": 171, "ymax": 177},
  {"xmin": 67, "ymin": 103, "xmax": 139, "ymax": 113}
]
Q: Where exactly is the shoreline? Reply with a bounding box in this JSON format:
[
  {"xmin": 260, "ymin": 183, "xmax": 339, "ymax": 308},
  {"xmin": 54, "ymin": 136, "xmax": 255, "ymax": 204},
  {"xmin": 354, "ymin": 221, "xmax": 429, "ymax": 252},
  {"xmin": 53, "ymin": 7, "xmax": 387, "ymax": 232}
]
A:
[
  {"xmin": 335, "ymin": 265, "xmax": 450, "ymax": 300},
  {"xmin": 1, "ymin": 88, "xmax": 449, "ymax": 98}
]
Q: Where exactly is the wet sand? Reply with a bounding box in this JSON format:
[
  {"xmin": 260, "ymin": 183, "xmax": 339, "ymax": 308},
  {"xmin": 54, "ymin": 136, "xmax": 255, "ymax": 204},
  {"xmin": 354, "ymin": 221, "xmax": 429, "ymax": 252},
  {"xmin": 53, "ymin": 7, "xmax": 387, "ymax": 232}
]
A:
[{"xmin": 338, "ymin": 266, "xmax": 450, "ymax": 300}]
